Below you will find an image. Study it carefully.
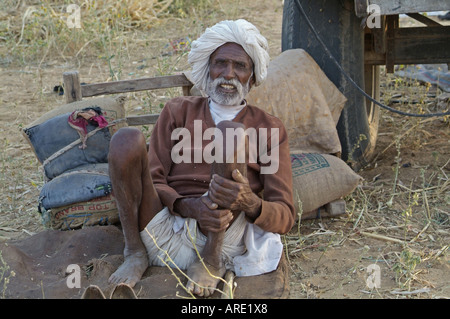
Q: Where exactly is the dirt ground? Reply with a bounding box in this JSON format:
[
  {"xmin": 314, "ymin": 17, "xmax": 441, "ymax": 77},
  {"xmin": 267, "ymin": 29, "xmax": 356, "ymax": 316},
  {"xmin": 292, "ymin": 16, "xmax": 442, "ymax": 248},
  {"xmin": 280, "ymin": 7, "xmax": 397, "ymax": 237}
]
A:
[{"xmin": 0, "ymin": 0, "xmax": 448, "ymax": 299}]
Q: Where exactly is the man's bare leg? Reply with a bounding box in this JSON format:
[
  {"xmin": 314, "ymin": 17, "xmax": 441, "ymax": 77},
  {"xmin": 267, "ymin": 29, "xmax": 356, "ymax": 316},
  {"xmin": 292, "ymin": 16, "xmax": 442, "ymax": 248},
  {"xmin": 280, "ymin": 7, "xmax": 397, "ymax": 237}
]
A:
[
  {"xmin": 108, "ymin": 127, "xmax": 163, "ymax": 287},
  {"xmin": 186, "ymin": 121, "xmax": 247, "ymax": 297}
]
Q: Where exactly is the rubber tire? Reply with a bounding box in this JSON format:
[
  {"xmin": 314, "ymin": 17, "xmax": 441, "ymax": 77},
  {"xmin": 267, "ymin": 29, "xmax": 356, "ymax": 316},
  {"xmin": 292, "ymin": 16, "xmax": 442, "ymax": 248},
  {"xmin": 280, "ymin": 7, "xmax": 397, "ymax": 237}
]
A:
[{"xmin": 282, "ymin": 0, "xmax": 379, "ymax": 170}]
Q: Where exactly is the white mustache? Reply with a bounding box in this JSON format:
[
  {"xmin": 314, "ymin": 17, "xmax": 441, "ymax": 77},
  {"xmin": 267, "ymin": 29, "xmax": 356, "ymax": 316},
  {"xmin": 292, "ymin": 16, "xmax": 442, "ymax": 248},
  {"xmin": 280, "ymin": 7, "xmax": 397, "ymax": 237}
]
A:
[
  {"xmin": 214, "ymin": 77, "xmax": 243, "ymax": 92},
  {"xmin": 206, "ymin": 75, "xmax": 252, "ymax": 106}
]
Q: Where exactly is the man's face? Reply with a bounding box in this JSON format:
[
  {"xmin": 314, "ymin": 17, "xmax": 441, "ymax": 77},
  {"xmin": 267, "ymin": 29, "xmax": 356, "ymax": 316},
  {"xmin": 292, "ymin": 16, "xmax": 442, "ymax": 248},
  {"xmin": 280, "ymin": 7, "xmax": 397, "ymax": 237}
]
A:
[{"xmin": 206, "ymin": 42, "xmax": 255, "ymax": 105}]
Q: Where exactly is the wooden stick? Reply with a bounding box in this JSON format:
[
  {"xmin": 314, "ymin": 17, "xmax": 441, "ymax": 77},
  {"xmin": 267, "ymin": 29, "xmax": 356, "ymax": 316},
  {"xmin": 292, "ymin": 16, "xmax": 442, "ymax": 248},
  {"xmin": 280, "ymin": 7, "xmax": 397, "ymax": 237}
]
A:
[
  {"xmin": 81, "ymin": 74, "xmax": 192, "ymax": 97},
  {"xmin": 63, "ymin": 71, "xmax": 82, "ymax": 103},
  {"xmin": 202, "ymin": 121, "xmax": 247, "ymax": 269},
  {"xmin": 409, "ymin": 222, "xmax": 430, "ymax": 243},
  {"xmin": 390, "ymin": 288, "xmax": 430, "ymax": 295},
  {"xmin": 359, "ymin": 231, "xmax": 405, "ymax": 244}
]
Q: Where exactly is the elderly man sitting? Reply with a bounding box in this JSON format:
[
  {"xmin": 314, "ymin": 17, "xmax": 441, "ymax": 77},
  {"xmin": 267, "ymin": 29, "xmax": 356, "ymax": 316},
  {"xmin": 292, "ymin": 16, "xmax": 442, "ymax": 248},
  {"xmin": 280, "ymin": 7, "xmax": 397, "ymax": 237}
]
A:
[{"xmin": 107, "ymin": 19, "xmax": 295, "ymax": 297}]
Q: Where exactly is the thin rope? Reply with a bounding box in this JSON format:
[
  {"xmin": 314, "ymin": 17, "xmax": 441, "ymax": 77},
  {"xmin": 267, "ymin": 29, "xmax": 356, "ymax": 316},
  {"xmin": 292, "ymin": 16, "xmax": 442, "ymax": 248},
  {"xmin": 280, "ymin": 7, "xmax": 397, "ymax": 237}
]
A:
[
  {"xmin": 294, "ymin": 0, "xmax": 450, "ymax": 118},
  {"xmin": 42, "ymin": 118, "xmax": 126, "ymax": 175}
]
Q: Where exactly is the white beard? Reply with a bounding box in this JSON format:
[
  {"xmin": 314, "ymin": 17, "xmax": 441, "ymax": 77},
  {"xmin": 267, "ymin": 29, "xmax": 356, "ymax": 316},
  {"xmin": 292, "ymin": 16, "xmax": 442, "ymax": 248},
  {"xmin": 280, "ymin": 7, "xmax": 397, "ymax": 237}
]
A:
[{"xmin": 205, "ymin": 75, "xmax": 251, "ymax": 106}]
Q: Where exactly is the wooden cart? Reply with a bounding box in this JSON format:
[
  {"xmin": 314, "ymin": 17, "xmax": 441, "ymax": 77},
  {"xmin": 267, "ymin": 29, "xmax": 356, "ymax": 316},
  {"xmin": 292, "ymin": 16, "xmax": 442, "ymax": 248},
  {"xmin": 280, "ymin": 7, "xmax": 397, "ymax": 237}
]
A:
[
  {"xmin": 282, "ymin": 0, "xmax": 450, "ymax": 169},
  {"xmin": 63, "ymin": 0, "xmax": 450, "ymax": 170}
]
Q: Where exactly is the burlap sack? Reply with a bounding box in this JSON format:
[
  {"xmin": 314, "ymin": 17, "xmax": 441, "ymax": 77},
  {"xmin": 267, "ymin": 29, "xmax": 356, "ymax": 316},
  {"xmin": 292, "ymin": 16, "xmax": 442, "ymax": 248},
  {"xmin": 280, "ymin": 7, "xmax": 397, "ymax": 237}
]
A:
[
  {"xmin": 291, "ymin": 153, "xmax": 362, "ymax": 214},
  {"xmin": 39, "ymin": 163, "xmax": 112, "ymax": 209},
  {"xmin": 22, "ymin": 97, "xmax": 127, "ymax": 180},
  {"xmin": 40, "ymin": 193, "xmax": 119, "ymax": 230},
  {"xmin": 24, "ymin": 96, "xmax": 127, "ymax": 130},
  {"xmin": 246, "ymin": 49, "xmax": 347, "ymax": 154}
]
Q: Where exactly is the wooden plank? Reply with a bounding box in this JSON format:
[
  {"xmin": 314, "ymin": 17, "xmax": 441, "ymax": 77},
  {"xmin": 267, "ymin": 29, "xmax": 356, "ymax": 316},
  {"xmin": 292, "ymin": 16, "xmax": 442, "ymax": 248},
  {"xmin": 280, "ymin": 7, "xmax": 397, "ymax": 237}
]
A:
[
  {"xmin": 63, "ymin": 71, "xmax": 82, "ymax": 103},
  {"xmin": 182, "ymin": 84, "xmax": 193, "ymax": 96},
  {"xmin": 81, "ymin": 74, "xmax": 193, "ymax": 97},
  {"xmin": 365, "ymin": 25, "xmax": 450, "ymax": 65},
  {"xmin": 126, "ymin": 114, "xmax": 160, "ymax": 126},
  {"xmin": 393, "ymin": 26, "xmax": 450, "ymax": 65},
  {"xmin": 406, "ymin": 13, "xmax": 442, "ymax": 26},
  {"xmin": 385, "ymin": 15, "xmax": 398, "ymax": 73},
  {"xmin": 367, "ymin": 0, "xmax": 449, "ymax": 15},
  {"xmin": 364, "ymin": 51, "xmax": 385, "ymax": 65},
  {"xmin": 373, "ymin": 15, "xmax": 386, "ymax": 54}
]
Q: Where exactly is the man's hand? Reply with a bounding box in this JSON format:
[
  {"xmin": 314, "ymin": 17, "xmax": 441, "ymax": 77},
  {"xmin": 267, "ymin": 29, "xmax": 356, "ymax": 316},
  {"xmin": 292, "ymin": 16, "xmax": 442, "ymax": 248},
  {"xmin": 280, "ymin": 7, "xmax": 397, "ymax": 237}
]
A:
[
  {"xmin": 173, "ymin": 197, "xmax": 233, "ymax": 233},
  {"xmin": 208, "ymin": 169, "xmax": 262, "ymax": 221}
]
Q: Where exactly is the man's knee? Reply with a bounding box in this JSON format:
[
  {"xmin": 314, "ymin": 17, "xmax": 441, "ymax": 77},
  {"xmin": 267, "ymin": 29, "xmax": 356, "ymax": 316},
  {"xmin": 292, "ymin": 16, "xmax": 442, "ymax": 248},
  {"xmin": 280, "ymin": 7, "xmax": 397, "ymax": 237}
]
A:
[{"xmin": 109, "ymin": 127, "xmax": 146, "ymax": 164}]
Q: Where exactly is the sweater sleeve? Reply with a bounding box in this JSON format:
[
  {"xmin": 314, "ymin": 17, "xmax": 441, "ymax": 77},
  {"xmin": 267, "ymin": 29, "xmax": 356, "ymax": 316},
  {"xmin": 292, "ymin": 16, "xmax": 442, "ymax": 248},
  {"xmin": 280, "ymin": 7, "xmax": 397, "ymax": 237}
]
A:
[
  {"xmin": 148, "ymin": 101, "xmax": 184, "ymax": 213},
  {"xmin": 252, "ymin": 121, "xmax": 295, "ymax": 235}
]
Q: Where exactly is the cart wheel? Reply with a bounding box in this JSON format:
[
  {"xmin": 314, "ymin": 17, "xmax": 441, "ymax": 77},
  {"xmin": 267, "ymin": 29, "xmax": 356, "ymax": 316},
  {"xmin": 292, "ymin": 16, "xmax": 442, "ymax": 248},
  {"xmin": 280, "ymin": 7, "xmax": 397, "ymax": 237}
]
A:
[{"xmin": 282, "ymin": 0, "xmax": 380, "ymax": 170}]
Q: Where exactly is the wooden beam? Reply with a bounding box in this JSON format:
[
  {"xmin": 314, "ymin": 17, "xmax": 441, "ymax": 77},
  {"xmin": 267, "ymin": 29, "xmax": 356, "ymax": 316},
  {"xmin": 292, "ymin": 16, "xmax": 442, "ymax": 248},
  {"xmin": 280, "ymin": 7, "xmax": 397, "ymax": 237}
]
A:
[
  {"xmin": 81, "ymin": 74, "xmax": 193, "ymax": 97},
  {"xmin": 393, "ymin": 26, "xmax": 450, "ymax": 65},
  {"xmin": 365, "ymin": 25, "xmax": 450, "ymax": 66},
  {"xmin": 63, "ymin": 71, "xmax": 82, "ymax": 103},
  {"xmin": 364, "ymin": 51, "xmax": 386, "ymax": 65},
  {"xmin": 385, "ymin": 15, "xmax": 398, "ymax": 73},
  {"xmin": 126, "ymin": 114, "xmax": 160, "ymax": 126},
  {"xmin": 373, "ymin": 15, "xmax": 386, "ymax": 54},
  {"xmin": 406, "ymin": 13, "xmax": 442, "ymax": 27},
  {"xmin": 367, "ymin": 0, "xmax": 449, "ymax": 15},
  {"xmin": 182, "ymin": 85, "xmax": 193, "ymax": 96}
]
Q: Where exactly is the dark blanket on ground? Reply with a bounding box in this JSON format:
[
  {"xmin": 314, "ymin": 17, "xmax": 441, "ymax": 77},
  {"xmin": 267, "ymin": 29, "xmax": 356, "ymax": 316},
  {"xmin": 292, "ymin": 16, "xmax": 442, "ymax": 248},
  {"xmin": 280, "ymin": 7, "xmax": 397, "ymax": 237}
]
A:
[{"xmin": 0, "ymin": 225, "xmax": 289, "ymax": 299}]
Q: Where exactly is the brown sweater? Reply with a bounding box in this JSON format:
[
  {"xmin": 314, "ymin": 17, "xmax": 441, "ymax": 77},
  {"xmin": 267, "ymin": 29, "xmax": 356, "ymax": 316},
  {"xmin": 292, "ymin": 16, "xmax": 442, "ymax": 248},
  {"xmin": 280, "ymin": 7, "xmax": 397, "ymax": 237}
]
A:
[{"xmin": 148, "ymin": 96, "xmax": 294, "ymax": 234}]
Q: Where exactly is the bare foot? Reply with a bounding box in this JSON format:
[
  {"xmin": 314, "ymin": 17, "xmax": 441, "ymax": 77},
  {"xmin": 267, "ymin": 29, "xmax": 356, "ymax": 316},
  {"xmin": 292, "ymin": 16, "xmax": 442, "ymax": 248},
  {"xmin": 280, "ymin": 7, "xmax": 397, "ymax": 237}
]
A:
[
  {"xmin": 108, "ymin": 251, "xmax": 148, "ymax": 288},
  {"xmin": 186, "ymin": 259, "xmax": 226, "ymax": 297}
]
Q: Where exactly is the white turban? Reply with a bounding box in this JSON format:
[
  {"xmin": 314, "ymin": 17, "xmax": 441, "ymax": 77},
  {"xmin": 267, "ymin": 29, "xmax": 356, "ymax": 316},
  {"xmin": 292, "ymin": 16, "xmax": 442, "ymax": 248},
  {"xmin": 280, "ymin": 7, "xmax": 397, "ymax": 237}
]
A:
[{"xmin": 188, "ymin": 19, "xmax": 270, "ymax": 93}]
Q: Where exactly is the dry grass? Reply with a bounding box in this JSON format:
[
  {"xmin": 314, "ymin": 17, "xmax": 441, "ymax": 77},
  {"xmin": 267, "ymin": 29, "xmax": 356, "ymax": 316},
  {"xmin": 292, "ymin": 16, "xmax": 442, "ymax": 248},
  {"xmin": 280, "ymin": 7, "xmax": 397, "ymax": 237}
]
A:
[
  {"xmin": 285, "ymin": 69, "xmax": 449, "ymax": 297},
  {"xmin": 0, "ymin": 0, "xmax": 231, "ymax": 234},
  {"xmin": 0, "ymin": 0, "xmax": 448, "ymax": 298}
]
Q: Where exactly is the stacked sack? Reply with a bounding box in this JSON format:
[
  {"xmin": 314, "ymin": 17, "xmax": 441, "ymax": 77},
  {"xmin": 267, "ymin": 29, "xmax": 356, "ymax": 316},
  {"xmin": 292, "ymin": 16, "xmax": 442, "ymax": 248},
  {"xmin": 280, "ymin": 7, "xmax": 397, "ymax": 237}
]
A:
[
  {"xmin": 289, "ymin": 153, "xmax": 362, "ymax": 215},
  {"xmin": 246, "ymin": 49, "xmax": 363, "ymax": 217},
  {"xmin": 22, "ymin": 96, "xmax": 127, "ymax": 230}
]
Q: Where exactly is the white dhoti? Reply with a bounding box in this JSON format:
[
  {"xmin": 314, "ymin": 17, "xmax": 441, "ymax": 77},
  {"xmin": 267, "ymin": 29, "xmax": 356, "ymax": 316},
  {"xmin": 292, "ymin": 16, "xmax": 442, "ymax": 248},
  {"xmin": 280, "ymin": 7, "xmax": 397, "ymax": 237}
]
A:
[{"xmin": 140, "ymin": 206, "xmax": 283, "ymax": 277}]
